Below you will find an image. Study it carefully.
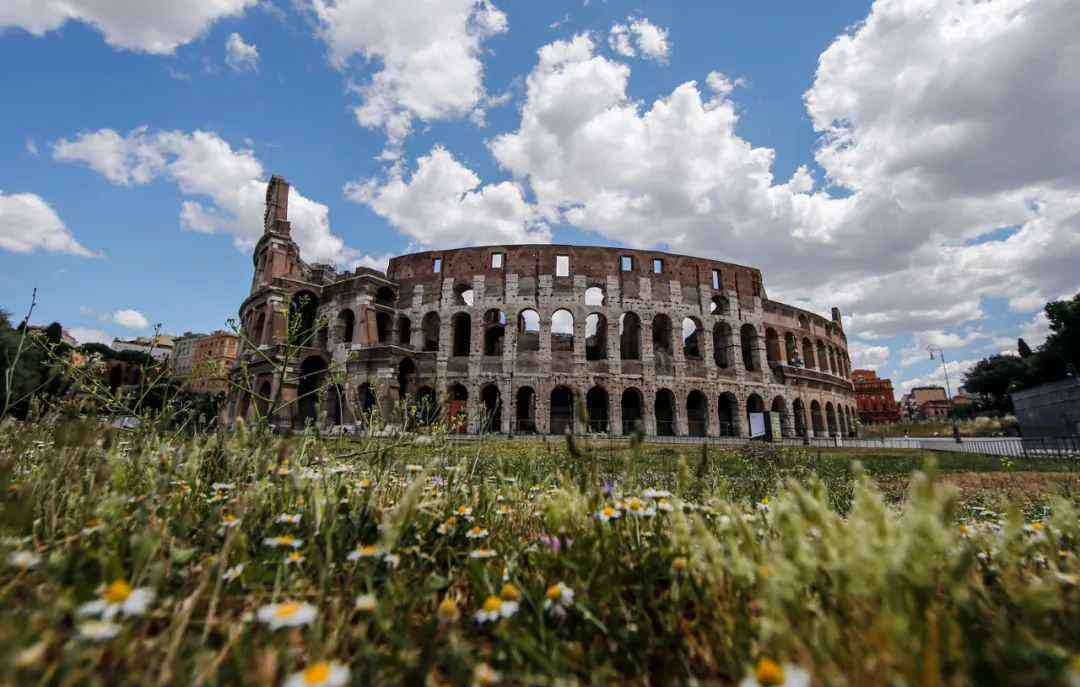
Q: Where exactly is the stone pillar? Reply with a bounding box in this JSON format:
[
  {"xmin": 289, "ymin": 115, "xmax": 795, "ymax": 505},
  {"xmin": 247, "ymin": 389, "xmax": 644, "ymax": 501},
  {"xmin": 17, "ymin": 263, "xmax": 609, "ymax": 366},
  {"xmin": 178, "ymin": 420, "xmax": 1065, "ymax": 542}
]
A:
[
  {"xmin": 643, "ymin": 388, "xmax": 657, "ymax": 436},
  {"xmin": 675, "ymin": 389, "xmax": 689, "ymax": 436},
  {"xmin": 707, "ymin": 395, "xmax": 720, "ymax": 437},
  {"xmin": 610, "ymin": 385, "xmax": 623, "ymax": 436}
]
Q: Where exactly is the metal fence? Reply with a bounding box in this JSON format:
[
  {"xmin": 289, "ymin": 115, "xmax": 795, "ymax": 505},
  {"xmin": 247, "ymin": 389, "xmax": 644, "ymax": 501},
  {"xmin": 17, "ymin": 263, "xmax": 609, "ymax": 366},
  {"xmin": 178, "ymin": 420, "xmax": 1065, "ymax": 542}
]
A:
[{"xmin": 440, "ymin": 432, "xmax": 1080, "ymax": 459}]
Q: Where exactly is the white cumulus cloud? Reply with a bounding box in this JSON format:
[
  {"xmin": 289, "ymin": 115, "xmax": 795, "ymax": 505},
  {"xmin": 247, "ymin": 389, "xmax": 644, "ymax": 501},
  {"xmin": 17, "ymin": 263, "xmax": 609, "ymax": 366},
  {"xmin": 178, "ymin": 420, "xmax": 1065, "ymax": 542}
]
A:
[
  {"xmin": 0, "ymin": 0, "xmax": 257, "ymax": 54},
  {"xmin": 67, "ymin": 327, "xmax": 111, "ymax": 345},
  {"xmin": 345, "ymin": 145, "xmax": 550, "ymax": 248},
  {"xmin": 225, "ymin": 32, "xmax": 259, "ymax": 72},
  {"xmin": 0, "ymin": 190, "xmax": 98, "ymax": 257},
  {"xmin": 53, "ymin": 127, "xmax": 359, "ymax": 266},
  {"xmin": 111, "ymin": 309, "xmax": 149, "ymax": 330},
  {"xmin": 608, "ymin": 17, "xmax": 670, "ymax": 62},
  {"xmin": 308, "ymin": 0, "xmax": 508, "ymax": 147}
]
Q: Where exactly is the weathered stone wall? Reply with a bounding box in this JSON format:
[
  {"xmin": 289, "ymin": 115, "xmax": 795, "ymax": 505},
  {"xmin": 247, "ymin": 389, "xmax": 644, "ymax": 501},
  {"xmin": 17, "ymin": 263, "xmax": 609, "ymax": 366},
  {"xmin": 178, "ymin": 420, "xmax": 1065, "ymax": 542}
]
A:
[{"xmin": 229, "ymin": 178, "xmax": 857, "ymax": 437}]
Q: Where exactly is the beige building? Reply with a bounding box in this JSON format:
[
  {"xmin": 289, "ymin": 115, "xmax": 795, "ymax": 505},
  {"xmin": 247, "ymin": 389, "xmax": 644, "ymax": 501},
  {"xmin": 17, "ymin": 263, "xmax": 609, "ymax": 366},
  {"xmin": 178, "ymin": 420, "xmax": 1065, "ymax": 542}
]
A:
[{"xmin": 187, "ymin": 331, "xmax": 239, "ymax": 395}]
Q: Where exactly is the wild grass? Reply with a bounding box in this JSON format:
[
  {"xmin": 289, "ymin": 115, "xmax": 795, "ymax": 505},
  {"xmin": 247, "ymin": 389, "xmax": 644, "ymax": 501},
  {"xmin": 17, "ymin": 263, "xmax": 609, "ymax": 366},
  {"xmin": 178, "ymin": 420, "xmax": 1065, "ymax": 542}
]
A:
[{"xmin": 1, "ymin": 419, "xmax": 1078, "ymax": 686}]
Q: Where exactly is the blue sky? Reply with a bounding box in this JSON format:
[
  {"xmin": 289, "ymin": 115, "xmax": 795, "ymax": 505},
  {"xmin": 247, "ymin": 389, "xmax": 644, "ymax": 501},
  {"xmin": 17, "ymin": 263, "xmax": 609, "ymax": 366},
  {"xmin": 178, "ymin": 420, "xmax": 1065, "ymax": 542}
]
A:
[{"xmin": 2, "ymin": 0, "xmax": 1077, "ymax": 399}]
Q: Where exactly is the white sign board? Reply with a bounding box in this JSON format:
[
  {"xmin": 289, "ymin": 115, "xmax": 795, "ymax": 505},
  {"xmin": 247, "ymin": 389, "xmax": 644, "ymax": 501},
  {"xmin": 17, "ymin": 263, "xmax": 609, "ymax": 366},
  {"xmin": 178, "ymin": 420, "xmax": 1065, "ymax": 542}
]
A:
[{"xmin": 749, "ymin": 412, "xmax": 767, "ymax": 438}]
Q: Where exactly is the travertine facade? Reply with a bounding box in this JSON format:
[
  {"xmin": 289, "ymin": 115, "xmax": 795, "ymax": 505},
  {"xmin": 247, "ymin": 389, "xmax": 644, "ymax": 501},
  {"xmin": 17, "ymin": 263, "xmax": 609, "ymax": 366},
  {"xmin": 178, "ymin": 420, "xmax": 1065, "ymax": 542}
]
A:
[{"xmin": 227, "ymin": 176, "xmax": 858, "ymax": 438}]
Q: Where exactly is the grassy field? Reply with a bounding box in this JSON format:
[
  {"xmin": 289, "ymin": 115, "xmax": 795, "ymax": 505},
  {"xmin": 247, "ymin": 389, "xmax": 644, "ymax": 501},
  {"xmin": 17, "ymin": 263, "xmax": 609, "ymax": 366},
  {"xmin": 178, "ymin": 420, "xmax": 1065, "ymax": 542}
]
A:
[{"xmin": 1, "ymin": 420, "xmax": 1079, "ymax": 686}]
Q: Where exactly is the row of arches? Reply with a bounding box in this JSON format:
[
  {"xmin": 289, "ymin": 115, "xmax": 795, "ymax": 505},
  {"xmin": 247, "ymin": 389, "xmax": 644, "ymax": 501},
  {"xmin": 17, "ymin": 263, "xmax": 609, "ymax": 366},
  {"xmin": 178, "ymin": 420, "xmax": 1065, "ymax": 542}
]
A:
[
  {"xmin": 413, "ymin": 380, "xmax": 858, "ymax": 439},
  {"xmin": 416, "ymin": 309, "xmax": 776, "ymax": 370}
]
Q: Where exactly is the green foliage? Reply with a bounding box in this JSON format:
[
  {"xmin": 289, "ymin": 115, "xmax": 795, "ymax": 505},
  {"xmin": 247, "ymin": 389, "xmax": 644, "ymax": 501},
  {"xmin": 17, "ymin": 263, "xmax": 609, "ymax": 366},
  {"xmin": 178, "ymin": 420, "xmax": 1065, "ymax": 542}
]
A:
[
  {"xmin": 964, "ymin": 354, "xmax": 1031, "ymax": 411},
  {"xmin": 1043, "ymin": 293, "xmax": 1080, "ymax": 374},
  {"xmin": 0, "ymin": 425, "xmax": 1077, "ymax": 685}
]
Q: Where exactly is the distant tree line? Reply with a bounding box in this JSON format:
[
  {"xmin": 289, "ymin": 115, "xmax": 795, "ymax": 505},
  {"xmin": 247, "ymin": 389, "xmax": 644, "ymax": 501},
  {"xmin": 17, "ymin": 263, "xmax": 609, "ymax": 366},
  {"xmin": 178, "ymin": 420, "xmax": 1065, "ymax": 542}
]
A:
[
  {"xmin": 1, "ymin": 308, "xmax": 221, "ymax": 426},
  {"xmin": 962, "ymin": 294, "xmax": 1080, "ymax": 413}
]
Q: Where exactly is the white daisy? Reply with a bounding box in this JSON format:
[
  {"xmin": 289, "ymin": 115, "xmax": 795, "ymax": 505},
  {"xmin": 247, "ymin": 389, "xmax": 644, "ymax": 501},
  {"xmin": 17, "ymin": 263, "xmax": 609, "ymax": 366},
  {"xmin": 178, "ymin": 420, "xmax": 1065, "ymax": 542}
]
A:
[
  {"xmin": 465, "ymin": 526, "xmax": 489, "ymax": 540},
  {"xmin": 469, "ymin": 548, "xmax": 497, "ymax": 559},
  {"xmin": 256, "ymin": 601, "xmax": 318, "ymax": 630},
  {"xmin": 354, "ymin": 594, "xmax": 377, "ymax": 613},
  {"xmin": 276, "ymin": 513, "xmax": 302, "ymax": 525},
  {"xmin": 596, "ymin": 506, "xmax": 621, "ymax": 522},
  {"xmin": 264, "ymin": 535, "xmax": 303, "ymax": 549},
  {"xmin": 78, "ymin": 620, "xmax": 121, "ymax": 641},
  {"xmin": 78, "ymin": 580, "xmax": 155, "ymax": 619},
  {"xmin": 474, "ymin": 595, "xmax": 519, "ymax": 623},
  {"xmin": 222, "ymin": 563, "xmax": 245, "ymax": 582},
  {"xmin": 283, "ymin": 660, "xmax": 350, "ymax": 687},
  {"xmin": 7, "ymin": 550, "xmax": 41, "ymax": 570}
]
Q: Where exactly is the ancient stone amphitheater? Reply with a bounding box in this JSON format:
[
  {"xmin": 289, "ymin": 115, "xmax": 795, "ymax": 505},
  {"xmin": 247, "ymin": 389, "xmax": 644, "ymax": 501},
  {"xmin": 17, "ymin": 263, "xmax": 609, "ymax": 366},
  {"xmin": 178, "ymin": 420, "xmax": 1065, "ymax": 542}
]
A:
[{"xmin": 228, "ymin": 176, "xmax": 858, "ymax": 439}]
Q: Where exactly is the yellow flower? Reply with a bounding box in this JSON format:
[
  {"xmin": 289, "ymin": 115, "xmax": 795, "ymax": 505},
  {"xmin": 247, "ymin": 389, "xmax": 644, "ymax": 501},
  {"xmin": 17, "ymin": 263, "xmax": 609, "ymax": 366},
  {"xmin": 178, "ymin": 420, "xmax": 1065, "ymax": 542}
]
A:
[
  {"xmin": 283, "ymin": 660, "xmax": 350, "ymax": 687},
  {"xmin": 755, "ymin": 658, "xmax": 785, "ymax": 686},
  {"xmin": 499, "ymin": 583, "xmax": 520, "ymax": 601},
  {"xmin": 103, "ymin": 580, "xmax": 132, "ymax": 604},
  {"xmin": 437, "ymin": 596, "xmax": 461, "ymax": 624},
  {"xmin": 673, "ymin": 557, "xmax": 688, "ymax": 572},
  {"xmin": 257, "ymin": 600, "xmax": 317, "ymax": 630}
]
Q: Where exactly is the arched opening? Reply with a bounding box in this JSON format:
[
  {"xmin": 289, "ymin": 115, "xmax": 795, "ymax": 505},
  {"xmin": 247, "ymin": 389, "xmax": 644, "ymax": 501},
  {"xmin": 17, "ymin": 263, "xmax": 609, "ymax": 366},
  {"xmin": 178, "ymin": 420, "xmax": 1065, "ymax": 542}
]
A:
[
  {"xmin": 826, "ymin": 402, "xmax": 838, "ymax": 436},
  {"xmin": 740, "ymin": 324, "xmax": 759, "ymax": 371},
  {"xmin": 714, "ymin": 322, "xmax": 732, "ymax": 368},
  {"xmin": 108, "ymin": 365, "xmax": 123, "ymax": 391},
  {"xmin": 397, "ymin": 358, "xmax": 417, "ymax": 401},
  {"xmin": 550, "ymin": 386, "xmax": 575, "ymax": 435},
  {"xmin": 551, "ymin": 310, "xmax": 575, "ymax": 353},
  {"xmin": 621, "ymin": 388, "xmax": 644, "ymax": 434},
  {"xmin": 710, "ymin": 295, "xmax": 729, "ymax": 315},
  {"xmin": 802, "ymin": 337, "xmax": 816, "ymax": 369},
  {"xmin": 447, "ymin": 384, "xmax": 468, "ymax": 434},
  {"xmin": 397, "ymin": 316, "xmax": 412, "ymax": 346},
  {"xmin": 416, "ymin": 385, "xmax": 439, "ymax": 426},
  {"xmin": 235, "ymin": 391, "xmax": 251, "ymax": 423},
  {"xmin": 297, "ymin": 356, "xmax": 328, "ymax": 428},
  {"xmin": 453, "ymin": 283, "xmax": 474, "ymax": 307},
  {"xmin": 256, "ymin": 380, "xmax": 272, "ymax": 420},
  {"xmin": 480, "ymin": 384, "xmax": 502, "ymax": 434},
  {"xmin": 718, "ymin": 392, "xmax": 739, "ymax": 436},
  {"xmin": 810, "ymin": 400, "xmax": 825, "ymax": 436},
  {"xmin": 765, "ymin": 328, "xmax": 780, "ymax": 363},
  {"xmin": 830, "ymin": 348, "xmax": 839, "ymax": 375},
  {"xmin": 289, "ymin": 291, "xmax": 319, "ymax": 346},
  {"xmin": 253, "ymin": 310, "xmax": 267, "ymax": 346},
  {"xmin": 686, "ymin": 390, "xmax": 708, "ymax": 437},
  {"xmin": 771, "ymin": 396, "xmax": 790, "ymax": 437},
  {"xmin": 375, "ymin": 286, "xmax": 396, "ymax": 307},
  {"xmin": 327, "ymin": 384, "xmax": 344, "ymax": 426},
  {"xmin": 585, "ymin": 313, "xmax": 607, "ymax": 360},
  {"xmin": 584, "ymin": 286, "xmax": 604, "ymax": 306},
  {"xmin": 746, "ymin": 393, "xmax": 766, "ymax": 438},
  {"xmin": 317, "ymin": 325, "xmax": 329, "ymax": 349},
  {"xmin": 452, "ymin": 313, "xmax": 471, "ymax": 357},
  {"xmin": 619, "ymin": 312, "xmax": 642, "ymax": 360},
  {"xmin": 515, "ymin": 386, "xmax": 536, "ymax": 433},
  {"xmin": 376, "ymin": 311, "xmax": 392, "ymax": 344},
  {"xmin": 682, "ymin": 317, "xmax": 703, "ymax": 359},
  {"xmin": 798, "ymin": 314, "xmax": 809, "ymax": 329},
  {"xmin": 792, "ymin": 399, "xmax": 807, "ymax": 437},
  {"xmin": 517, "ymin": 309, "xmax": 540, "ymax": 352},
  {"xmin": 817, "ymin": 341, "xmax": 829, "ymax": 372},
  {"xmin": 422, "ymin": 312, "xmax": 440, "ymax": 352},
  {"xmin": 655, "ymin": 388, "xmax": 677, "ymax": 436},
  {"xmin": 337, "ymin": 309, "xmax": 355, "ymax": 345},
  {"xmin": 483, "ymin": 309, "xmax": 506, "ymax": 356},
  {"xmin": 356, "ymin": 383, "xmax": 376, "ymax": 425},
  {"xmin": 838, "ymin": 405, "xmax": 848, "ymax": 436},
  {"xmin": 653, "ymin": 314, "xmax": 673, "ymax": 373},
  {"xmin": 784, "ymin": 332, "xmax": 798, "ymax": 365},
  {"xmin": 585, "ymin": 386, "xmax": 609, "ymax": 433}
]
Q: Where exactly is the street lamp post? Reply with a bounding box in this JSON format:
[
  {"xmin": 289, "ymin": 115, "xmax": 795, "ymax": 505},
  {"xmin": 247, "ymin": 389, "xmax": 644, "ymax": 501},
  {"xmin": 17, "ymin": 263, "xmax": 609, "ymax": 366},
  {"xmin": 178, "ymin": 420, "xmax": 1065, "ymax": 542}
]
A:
[{"xmin": 927, "ymin": 345, "xmax": 962, "ymax": 443}]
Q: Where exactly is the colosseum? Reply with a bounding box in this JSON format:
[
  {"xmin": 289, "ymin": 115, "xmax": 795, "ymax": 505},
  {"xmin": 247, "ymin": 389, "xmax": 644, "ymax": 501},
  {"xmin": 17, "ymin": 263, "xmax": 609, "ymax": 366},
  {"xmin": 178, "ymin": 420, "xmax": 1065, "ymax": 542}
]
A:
[{"xmin": 227, "ymin": 176, "xmax": 859, "ymax": 439}]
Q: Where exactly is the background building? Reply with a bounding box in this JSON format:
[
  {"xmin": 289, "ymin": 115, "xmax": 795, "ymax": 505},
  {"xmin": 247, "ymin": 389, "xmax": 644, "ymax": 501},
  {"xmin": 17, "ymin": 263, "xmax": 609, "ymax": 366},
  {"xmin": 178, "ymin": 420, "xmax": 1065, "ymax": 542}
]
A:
[
  {"xmin": 187, "ymin": 331, "xmax": 239, "ymax": 395},
  {"xmin": 112, "ymin": 335, "xmax": 174, "ymax": 362},
  {"xmin": 171, "ymin": 333, "xmax": 204, "ymax": 378},
  {"xmin": 901, "ymin": 386, "xmax": 953, "ymax": 420},
  {"xmin": 852, "ymin": 369, "xmax": 900, "ymax": 424}
]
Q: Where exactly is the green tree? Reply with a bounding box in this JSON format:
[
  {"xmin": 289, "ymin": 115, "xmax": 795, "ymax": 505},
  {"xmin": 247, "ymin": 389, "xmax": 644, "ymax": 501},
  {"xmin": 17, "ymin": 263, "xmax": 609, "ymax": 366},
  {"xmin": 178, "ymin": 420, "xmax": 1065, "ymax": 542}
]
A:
[
  {"xmin": 962, "ymin": 354, "xmax": 1030, "ymax": 412},
  {"xmin": 1041, "ymin": 293, "xmax": 1080, "ymax": 375}
]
